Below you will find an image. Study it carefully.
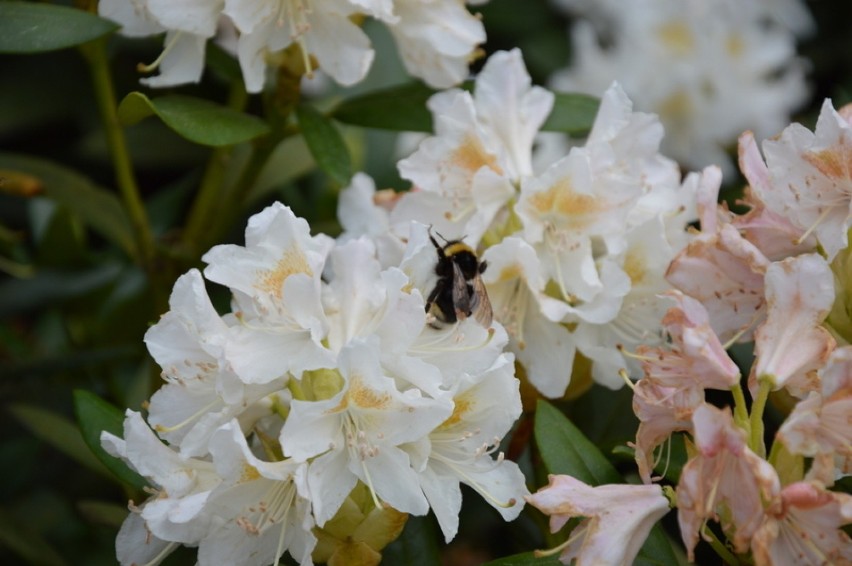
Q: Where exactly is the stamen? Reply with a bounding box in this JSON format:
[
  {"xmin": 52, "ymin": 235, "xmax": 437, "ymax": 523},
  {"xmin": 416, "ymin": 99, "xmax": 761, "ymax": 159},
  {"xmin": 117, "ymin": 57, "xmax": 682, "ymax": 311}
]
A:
[
  {"xmin": 153, "ymin": 399, "xmax": 221, "ymax": 433},
  {"xmin": 616, "ymin": 343, "xmax": 659, "ymax": 363},
  {"xmin": 534, "ymin": 523, "xmax": 587, "ymax": 558},
  {"xmin": 141, "ymin": 542, "xmax": 179, "ymax": 566},
  {"xmin": 359, "ymin": 458, "xmax": 384, "ymax": 510},
  {"xmin": 618, "ymin": 368, "xmax": 636, "ymax": 390},
  {"xmin": 431, "ymin": 452, "xmax": 516, "ymax": 509},
  {"xmin": 795, "ymin": 206, "xmax": 833, "ymax": 245},
  {"xmin": 784, "ymin": 514, "xmax": 828, "ymax": 563},
  {"xmin": 137, "ymin": 32, "xmax": 183, "ymax": 73},
  {"xmin": 721, "ymin": 310, "xmax": 763, "ymax": 349},
  {"xmin": 658, "ymin": 435, "xmax": 673, "ymax": 480},
  {"xmin": 271, "ymin": 487, "xmax": 293, "ymax": 566},
  {"xmin": 445, "ymin": 201, "xmax": 477, "ymax": 223},
  {"xmin": 544, "ymin": 226, "xmax": 577, "ymax": 305}
]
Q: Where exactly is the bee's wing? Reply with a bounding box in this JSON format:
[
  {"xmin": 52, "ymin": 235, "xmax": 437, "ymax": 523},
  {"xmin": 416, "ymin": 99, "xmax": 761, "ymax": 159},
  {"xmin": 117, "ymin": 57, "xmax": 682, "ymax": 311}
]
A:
[
  {"xmin": 470, "ymin": 273, "xmax": 493, "ymax": 327},
  {"xmin": 452, "ymin": 261, "xmax": 472, "ymax": 320}
]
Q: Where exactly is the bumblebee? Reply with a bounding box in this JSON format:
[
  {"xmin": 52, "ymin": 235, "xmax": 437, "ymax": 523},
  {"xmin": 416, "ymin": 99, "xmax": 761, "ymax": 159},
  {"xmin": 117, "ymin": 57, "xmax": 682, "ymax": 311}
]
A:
[{"xmin": 425, "ymin": 231, "xmax": 493, "ymax": 327}]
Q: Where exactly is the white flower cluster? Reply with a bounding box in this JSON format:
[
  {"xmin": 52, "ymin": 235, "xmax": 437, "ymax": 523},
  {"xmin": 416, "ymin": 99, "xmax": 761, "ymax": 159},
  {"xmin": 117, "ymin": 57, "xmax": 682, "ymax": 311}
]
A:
[
  {"xmin": 549, "ymin": 0, "xmax": 811, "ymax": 175},
  {"xmin": 99, "ymin": 0, "xmax": 488, "ymax": 92},
  {"xmin": 341, "ymin": 49, "xmax": 703, "ymax": 397},
  {"xmin": 101, "ymin": 204, "xmax": 526, "ymax": 565}
]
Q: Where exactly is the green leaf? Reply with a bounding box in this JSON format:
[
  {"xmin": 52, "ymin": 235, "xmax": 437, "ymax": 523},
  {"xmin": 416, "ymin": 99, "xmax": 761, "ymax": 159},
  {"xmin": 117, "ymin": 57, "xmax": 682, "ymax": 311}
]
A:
[
  {"xmin": 296, "ymin": 103, "xmax": 352, "ymax": 185},
  {"xmin": 483, "ymin": 552, "xmax": 562, "ymax": 566},
  {"xmin": 381, "ymin": 515, "xmax": 441, "ymax": 566},
  {"xmin": 332, "ymin": 83, "xmax": 435, "ymax": 132},
  {"xmin": 250, "ymin": 136, "xmax": 316, "ymax": 200},
  {"xmin": 541, "ymin": 93, "xmax": 600, "ymax": 136},
  {"xmin": 73, "ymin": 389, "xmax": 146, "ymax": 490},
  {"xmin": 635, "ymin": 525, "xmax": 680, "ymax": 566},
  {"xmin": 0, "ymin": 2, "xmax": 117, "ymax": 54},
  {"xmin": 77, "ymin": 500, "xmax": 128, "ymax": 529},
  {"xmin": 117, "ymin": 92, "xmax": 270, "ymax": 147},
  {"xmin": 7, "ymin": 404, "xmax": 111, "ymax": 480},
  {"xmin": 0, "ymin": 152, "xmax": 136, "ymax": 255},
  {"xmin": 534, "ymin": 400, "xmax": 621, "ymax": 485},
  {"xmin": 0, "ymin": 263, "xmax": 123, "ymax": 318}
]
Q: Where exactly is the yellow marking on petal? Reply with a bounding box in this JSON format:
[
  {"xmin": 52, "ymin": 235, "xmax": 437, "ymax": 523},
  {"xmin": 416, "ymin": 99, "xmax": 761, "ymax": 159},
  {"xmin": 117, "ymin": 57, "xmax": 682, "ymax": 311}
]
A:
[
  {"xmin": 347, "ymin": 375, "xmax": 391, "ymax": 409},
  {"xmin": 623, "ymin": 246, "xmax": 647, "ymax": 285},
  {"xmin": 451, "ymin": 134, "xmax": 503, "ymax": 176},
  {"xmin": 804, "ymin": 142, "xmax": 852, "ymax": 181},
  {"xmin": 657, "ymin": 21, "xmax": 694, "ymax": 55},
  {"xmin": 240, "ymin": 463, "xmax": 261, "ymax": 483},
  {"xmin": 527, "ymin": 179, "xmax": 603, "ymax": 228},
  {"xmin": 658, "ymin": 90, "xmax": 692, "ymax": 122},
  {"xmin": 440, "ymin": 397, "xmax": 473, "ymax": 429},
  {"xmin": 499, "ymin": 264, "xmax": 522, "ymax": 282},
  {"xmin": 255, "ymin": 248, "xmax": 312, "ymax": 298},
  {"xmin": 726, "ymin": 33, "xmax": 745, "ymax": 57}
]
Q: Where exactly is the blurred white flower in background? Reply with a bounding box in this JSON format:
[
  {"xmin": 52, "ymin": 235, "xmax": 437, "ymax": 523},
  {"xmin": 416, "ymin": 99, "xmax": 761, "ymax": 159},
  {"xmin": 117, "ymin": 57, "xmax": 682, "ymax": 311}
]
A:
[
  {"xmin": 100, "ymin": 0, "xmax": 489, "ymax": 92},
  {"xmin": 549, "ymin": 0, "xmax": 812, "ymax": 176}
]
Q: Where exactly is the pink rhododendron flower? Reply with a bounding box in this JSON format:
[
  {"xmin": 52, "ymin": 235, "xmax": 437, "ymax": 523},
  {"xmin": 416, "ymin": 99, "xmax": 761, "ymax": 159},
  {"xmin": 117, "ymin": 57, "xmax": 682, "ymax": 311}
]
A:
[
  {"xmin": 632, "ymin": 376, "xmax": 703, "ymax": 484},
  {"xmin": 752, "ymin": 481, "xmax": 852, "ymax": 566},
  {"xmin": 635, "ymin": 290, "xmax": 740, "ymax": 391},
  {"xmin": 758, "ymin": 100, "xmax": 852, "ymax": 261},
  {"xmin": 735, "ymin": 131, "xmax": 817, "ymax": 260},
  {"xmin": 677, "ymin": 404, "xmax": 780, "ymax": 559},
  {"xmin": 667, "ymin": 168, "xmax": 770, "ymax": 343},
  {"xmin": 778, "ymin": 345, "xmax": 852, "ymax": 477},
  {"xmin": 526, "ymin": 474, "xmax": 670, "ymax": 566},
  {"xmin": 750, "ymin": 253, "xmax": 836, "ymax": 398}
]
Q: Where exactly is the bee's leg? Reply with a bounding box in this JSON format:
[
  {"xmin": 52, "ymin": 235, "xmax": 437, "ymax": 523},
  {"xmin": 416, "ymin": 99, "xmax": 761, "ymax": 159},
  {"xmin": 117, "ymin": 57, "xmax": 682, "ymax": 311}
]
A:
[
  {"xmin": 429, "ymin": 233, "xmax": 444, "ymax": 257},
  {"xmin": 479, "ymin": 260, "xmax": 488, "ymax": 274},
  {"xmin": 425, "ymin": 281, "xmax": 443, "ymax": 312}
]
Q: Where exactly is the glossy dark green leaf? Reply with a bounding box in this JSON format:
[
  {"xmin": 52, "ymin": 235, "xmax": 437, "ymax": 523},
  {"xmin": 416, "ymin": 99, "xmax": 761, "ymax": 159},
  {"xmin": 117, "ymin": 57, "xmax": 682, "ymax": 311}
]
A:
[
  {"xmin": 117, "ymin": 92, "xmax": 269, "ymax": 147},
  {"xmin": 0, "ymin": 153, "xmax": 136, "ymax": 255},
  {"xmin": 483, "ymin": 551, "xmax": 562, "ymax": 566},
  {"xmin": 8, "ymin": 404, "xmax": 111, "ymax": 480},
  {"xmin": 0, "ymin": 263, "xmax": 123, "ymax": 318},
  {"xmin": 566, "ymin": 383, "xmax": 638, "ymax": 458},
  {"xmin": 296, "ymin": 103, "xmax": 352, "ymax": 185},
  {"xmin": 332, "ymin": 83, "xmax": 435, "ymax": 132},
  {"xmin": 0, "ymin": 2, "xmax": 117, "ymax": 54},
  {"xmin": 73, "ymin": 389, "xmax": 146, "ymax": 490},
  {"xmin": 541, "ymin": 92, "xmax": 599, "ymax": 135},
  {"xmin": 635, "ymin": 525, "xmax": 680, "ymax": 566},
  {"xmin": 381, "ymin": 515, "xmax": 442, "ymax": 566},
  {"xmin": 534, "ymin": 400, "xmax": 621, "ymax": 485}
]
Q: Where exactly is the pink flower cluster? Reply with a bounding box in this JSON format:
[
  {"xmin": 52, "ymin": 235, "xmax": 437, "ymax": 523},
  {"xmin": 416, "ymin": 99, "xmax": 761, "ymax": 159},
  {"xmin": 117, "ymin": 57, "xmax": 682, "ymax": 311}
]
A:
[{"xmin": 527, "ymin": 100, "xmax": 852, "ymax": 565}]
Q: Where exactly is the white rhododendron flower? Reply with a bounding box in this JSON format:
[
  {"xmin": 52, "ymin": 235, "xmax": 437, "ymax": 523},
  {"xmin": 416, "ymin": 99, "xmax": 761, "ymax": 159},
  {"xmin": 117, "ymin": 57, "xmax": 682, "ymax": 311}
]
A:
[
  {"xmin": 550, "ymin": 0, "xmax": 810, "ymax": 175},
  {"xmin": 378, "ymin": 49, "xmax": 701, "ymax": 396},
  {"xmin": 394, "ymin": 48, "xmax": 553, "ymax": 245},
  {"xmin": 102, "ymin": 203, "xmax": 526, "ymax": 565},
  {"xmin": 102, "ymin": 0, "xmax": 488, "ymax": 92},
  {"xmin": 223, "ymin": 0, "xmax": 374, "ymax": 92},
  {"xmin": 99, "ymin": 0, "xmax": 224, "ymax": 87}
]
